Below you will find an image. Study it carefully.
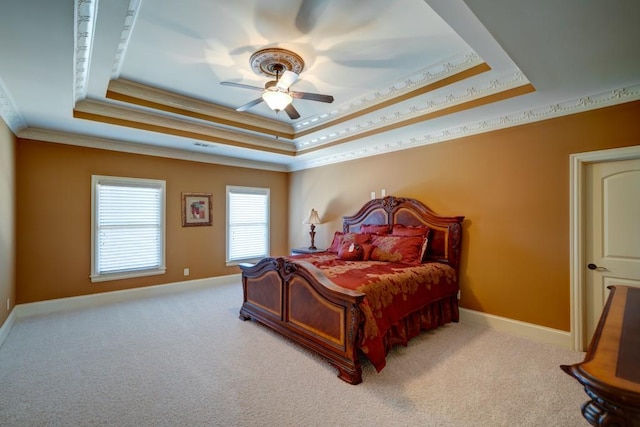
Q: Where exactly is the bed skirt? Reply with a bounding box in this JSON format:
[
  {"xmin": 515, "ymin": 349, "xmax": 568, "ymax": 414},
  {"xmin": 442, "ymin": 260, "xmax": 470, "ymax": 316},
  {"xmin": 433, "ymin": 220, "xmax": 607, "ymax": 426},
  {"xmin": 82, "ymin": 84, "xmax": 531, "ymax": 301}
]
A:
[{"xmin": 377, "ymin": 294, "xmax": 459, "ymax": 359}]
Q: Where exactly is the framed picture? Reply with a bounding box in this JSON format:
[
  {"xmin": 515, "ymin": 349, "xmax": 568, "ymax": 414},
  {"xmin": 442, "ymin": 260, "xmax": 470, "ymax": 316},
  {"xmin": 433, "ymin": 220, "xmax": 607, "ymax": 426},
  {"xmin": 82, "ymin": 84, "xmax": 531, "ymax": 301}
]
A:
[{"xmin": 182, "ymin": 193, "xmax": 212, "ymax": 227}]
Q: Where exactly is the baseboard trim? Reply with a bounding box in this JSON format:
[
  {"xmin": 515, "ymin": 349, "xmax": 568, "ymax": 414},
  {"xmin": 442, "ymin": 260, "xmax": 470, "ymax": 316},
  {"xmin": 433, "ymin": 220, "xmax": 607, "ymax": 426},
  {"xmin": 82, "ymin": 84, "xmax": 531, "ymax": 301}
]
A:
[
  {"xmin": 16, "ymin": 274, "xmax": 241, "ymax": 319},
  {"xmin": 0, "ymin": 308, "xmax": 17, "ymax": 349},
  {"xmin": 459, "ymin": 308, "xmax": 572, "ymax": 349}
]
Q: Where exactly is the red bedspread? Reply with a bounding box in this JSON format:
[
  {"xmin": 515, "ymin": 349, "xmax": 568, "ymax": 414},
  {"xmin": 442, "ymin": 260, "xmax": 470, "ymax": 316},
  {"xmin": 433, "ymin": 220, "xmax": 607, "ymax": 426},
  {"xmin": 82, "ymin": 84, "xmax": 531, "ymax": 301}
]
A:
[{"xmin": 288, "ymin": 252, "xmax": 458, "ymax": 371}]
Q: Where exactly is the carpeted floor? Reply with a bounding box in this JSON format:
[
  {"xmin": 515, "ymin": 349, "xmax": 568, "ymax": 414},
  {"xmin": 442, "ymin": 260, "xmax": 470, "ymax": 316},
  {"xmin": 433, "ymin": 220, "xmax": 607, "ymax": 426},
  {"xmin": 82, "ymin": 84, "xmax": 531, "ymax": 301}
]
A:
[{"xmin": 0, "ymin": 281, "xmax": 589, "ymax": 426}]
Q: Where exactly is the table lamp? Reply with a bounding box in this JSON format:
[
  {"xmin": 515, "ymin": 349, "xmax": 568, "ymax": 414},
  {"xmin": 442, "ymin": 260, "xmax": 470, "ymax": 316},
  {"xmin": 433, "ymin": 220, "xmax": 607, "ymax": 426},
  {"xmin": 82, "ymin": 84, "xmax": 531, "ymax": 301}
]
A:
[{"xmin": 303, "ymin": 209, "xmax": 321, "ymax": 249}]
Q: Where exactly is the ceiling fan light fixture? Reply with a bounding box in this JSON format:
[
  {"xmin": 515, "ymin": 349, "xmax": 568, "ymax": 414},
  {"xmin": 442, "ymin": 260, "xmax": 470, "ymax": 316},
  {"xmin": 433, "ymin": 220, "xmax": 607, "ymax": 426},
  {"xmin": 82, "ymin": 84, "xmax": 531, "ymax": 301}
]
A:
[{"xmin": 262, "ymin": 90, "xmax": 292, "ymax": 112}]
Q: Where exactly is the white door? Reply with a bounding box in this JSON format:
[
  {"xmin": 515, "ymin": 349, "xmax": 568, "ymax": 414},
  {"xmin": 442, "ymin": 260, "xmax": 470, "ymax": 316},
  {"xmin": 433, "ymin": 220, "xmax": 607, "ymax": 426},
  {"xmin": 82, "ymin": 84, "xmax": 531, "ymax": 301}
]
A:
[{"xmin": 585, "ymin": 158, "xmax": 640, "ymax": 342}]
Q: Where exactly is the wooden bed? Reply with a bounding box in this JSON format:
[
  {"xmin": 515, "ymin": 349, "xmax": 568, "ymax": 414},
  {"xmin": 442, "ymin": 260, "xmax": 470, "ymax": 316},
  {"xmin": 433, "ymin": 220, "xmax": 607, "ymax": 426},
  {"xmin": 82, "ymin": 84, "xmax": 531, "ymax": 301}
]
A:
[{"xmin": 239, "ymin": 196, "xmax": 464, "ymax": 384}]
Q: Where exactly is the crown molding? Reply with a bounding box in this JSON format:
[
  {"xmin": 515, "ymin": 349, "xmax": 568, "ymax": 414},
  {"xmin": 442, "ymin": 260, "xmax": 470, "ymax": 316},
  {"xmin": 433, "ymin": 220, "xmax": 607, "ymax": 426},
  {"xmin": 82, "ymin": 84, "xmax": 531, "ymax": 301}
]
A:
[
  {"xmin": 73, "ymin": 98, "xmax": 297, "ymax": 156},
  {"xmin": 74, "ymin": 0, "xmax": 98, "ymax": 103},
  {"xmin": 111, "ymin": 0, "xmax": 143, "ymax": 78},
  {"xmin": 293, "ymin": 51, "xmax": 486, "ymax": 133},
  {"xmin": 17, "ymin": 128, "xmax": 288, "ymax": 172},
  {"xmin": 15, "ymin": 85, "xmax": 639, "ymax": 174},
  {"xmin": 0, "ymin": 76, "xmax": 26, "ymax": 133},
  {"xmin": 100, "ymin": 60, "xmax": 496, "ymax": 153},
  {"xmin": 295, "ymin": 70, "xmax": 533, "ymax": 152},
  {"xmin": 291, "ymin": 84, "xmax": 640, "ymax": 171},
  {"xmin": 106, "ymin": 78, "xmax": 295, "ymax": 139}
]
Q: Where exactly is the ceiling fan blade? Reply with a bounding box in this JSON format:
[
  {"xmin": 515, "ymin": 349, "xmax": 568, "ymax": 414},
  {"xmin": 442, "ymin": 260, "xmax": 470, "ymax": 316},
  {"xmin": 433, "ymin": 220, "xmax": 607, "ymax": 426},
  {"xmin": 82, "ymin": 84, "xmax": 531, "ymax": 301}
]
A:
[
  {"xmin": 295, "ymin": 0, "xmax": 330, "ymax": 34},
  {"xmin": 236, "ymin": 98, "xmax": 264, "ymax": 112},
  {"xmin": 290, "ymin": 91, "xmax": 334, "ymax": 103},
  {"xmin": 220, "ymin": 81, "xmax": 264, "ymax": 91},
  {"xmin": 284, "ymin": 104, "xmax": 300, "ymax": 120},
  {"xmin": 276, "ymin": 71, "xmax": 299, "ymax": 90}
]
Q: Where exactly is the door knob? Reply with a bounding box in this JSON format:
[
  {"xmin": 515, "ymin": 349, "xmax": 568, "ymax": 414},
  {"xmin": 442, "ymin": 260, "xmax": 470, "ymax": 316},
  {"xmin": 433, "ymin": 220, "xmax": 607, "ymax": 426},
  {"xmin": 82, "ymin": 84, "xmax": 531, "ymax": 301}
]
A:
[{"xmin": 587, "ymin": 263, "xmax": 607, "ymax": 271}]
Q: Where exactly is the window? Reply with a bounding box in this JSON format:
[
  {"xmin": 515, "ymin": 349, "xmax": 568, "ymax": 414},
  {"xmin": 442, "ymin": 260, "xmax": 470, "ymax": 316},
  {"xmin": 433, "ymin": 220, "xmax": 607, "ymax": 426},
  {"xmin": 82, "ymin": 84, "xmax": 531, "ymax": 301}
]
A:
[
  {"xmin": 91, "ymin": 175, "xmax": 166, "ymax": 282},
  {"xmin": 226, "ymin": 186, "xmax": 270, "ymax": 264}
]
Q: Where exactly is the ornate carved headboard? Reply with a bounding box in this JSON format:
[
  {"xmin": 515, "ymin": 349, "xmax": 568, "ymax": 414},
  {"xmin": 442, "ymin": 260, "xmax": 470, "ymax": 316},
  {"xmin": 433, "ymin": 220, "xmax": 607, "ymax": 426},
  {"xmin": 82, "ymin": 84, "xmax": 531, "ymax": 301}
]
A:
[{"xmin": 342, "ymin": 196, "xmax": 465, "ymax": 271}]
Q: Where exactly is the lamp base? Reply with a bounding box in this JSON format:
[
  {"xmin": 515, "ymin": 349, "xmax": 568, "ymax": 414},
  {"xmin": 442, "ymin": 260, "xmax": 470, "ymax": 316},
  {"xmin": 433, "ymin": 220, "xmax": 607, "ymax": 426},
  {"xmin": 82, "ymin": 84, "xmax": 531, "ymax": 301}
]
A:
[{"xmin": 308, "ymin": 224, "xmax": 317, "ymax": 250}]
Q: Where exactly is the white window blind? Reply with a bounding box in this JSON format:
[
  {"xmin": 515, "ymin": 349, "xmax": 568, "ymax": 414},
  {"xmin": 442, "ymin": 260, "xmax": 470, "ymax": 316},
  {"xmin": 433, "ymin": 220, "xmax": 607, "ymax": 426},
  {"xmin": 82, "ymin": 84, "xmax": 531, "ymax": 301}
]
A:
[
  {"xmin": 227, "ymin": 186, "xmax": 270, "ymax": 264},
  {"xmin": 91, "ymin": 176, "xmax": 166, "ymax": 282}
]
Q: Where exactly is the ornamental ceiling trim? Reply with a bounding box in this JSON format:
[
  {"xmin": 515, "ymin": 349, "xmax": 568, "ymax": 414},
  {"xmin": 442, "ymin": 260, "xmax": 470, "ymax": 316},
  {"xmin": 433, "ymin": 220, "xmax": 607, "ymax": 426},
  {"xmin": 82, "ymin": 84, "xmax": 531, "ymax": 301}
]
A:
[
  {"xmin": 74, "ymin": 0, "xmax": 98, "ymax": 103},
  {"xmin": 294, "ymin": 84, "xmax": 640, "ymax": 170},
  {"xmin": 293, "ymin": 51, "xmax": 485, "ymax": 132},
  {"xmin": 295, "ymin": 70, "xmax": 532, "ymax": 151},
  {"xmin": 100, "ymin": 60, "xmax": 497, "ymax": 151},
  {"xmin": 73, "ymin": 99, "xmax": 297, "ymax": 156},
  {"xmin": 110, "ymin": 0, "xmax": 143, "ymax": 78},
  {"xmin": 0, "ymin": 77, "xmax": 26, "ymax": 133}
]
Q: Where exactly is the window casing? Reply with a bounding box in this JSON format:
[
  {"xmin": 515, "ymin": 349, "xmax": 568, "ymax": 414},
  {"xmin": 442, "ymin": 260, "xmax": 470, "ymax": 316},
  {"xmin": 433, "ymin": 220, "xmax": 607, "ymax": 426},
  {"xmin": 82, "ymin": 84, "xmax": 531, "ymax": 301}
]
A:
[
  {"xmin": 91, "ymin": 175, "xmax": 166, "ymax": 282},
  {"xmin": 226, "ymin": 186, "xmax": 270, "ymax": 265}
]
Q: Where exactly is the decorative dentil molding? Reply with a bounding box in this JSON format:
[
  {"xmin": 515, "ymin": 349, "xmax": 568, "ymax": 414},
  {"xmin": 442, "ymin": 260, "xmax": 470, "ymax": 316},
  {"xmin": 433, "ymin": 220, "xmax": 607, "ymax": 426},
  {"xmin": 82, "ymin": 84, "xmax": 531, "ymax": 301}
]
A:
[
  {"xmin": 293, "ymin": 51, "xmax": 484, "ymax": 133},
  {"xmin": 74, "ymin": 0, "xmax": 98, "ymax": 103},
  {"xmin": 74, "ymin": 0, "xmax": 142, "ymax": 98},
  {"xmin": 12, "ymin": 85, "xmax": 639, "ymax": 174},
  {"xmin": 295, "ymin": 84, "xmax": 640, "ymax": 170},
  {"xmin": 111, "ymin": 0, "xmax": 143, "ymax": 78},
  {"xmin": 0, "ymin": 76, "xmax": 27, "ymax": 132},
  {"xmin": 295, "ymin": 69, "xmax": 529, "ymax": 150}
]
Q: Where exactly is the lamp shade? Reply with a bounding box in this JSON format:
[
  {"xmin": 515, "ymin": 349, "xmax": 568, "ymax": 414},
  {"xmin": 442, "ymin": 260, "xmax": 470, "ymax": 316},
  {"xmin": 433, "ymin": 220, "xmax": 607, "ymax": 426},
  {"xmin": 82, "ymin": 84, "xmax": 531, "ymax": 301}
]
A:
[
  {"xmin": 303, "ymin": 209, "xmax": 321, "ymax": 225},
  {"xmin": 262, "ymin": 90, "xmax": 292, "ymax": 111}
]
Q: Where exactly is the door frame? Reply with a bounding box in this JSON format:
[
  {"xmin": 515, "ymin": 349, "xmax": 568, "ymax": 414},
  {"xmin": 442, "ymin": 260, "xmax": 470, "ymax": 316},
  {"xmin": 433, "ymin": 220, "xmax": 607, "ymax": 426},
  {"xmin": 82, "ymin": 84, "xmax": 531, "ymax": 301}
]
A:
[{"xmin": 570, "ymin": 145, "xmax": 640, "ymax": 351}]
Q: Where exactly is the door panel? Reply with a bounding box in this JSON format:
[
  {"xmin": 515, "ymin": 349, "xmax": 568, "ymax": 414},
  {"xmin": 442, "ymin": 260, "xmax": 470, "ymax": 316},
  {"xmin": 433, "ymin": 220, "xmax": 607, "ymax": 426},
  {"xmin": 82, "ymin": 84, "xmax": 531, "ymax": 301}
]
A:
[{"xmin": 585, "ymin": 158, "xmax": 640, "ymax": 342}]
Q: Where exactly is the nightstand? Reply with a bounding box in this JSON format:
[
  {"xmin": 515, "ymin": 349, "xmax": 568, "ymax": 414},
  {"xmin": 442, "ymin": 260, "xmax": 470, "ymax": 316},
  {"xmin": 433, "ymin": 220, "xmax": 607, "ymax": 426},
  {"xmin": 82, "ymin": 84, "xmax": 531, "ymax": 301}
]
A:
[{"xmin": 290, "ymin": 247, "xmax": 326, "ymax": 255}]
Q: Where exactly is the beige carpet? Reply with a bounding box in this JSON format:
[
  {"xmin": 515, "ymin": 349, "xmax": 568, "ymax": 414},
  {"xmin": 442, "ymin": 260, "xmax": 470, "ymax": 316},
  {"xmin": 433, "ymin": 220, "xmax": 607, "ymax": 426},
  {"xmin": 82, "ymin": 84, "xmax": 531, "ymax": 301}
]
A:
[{"xmin": 0, "ymin": 281, "xmax": 589, "ymax": 426}]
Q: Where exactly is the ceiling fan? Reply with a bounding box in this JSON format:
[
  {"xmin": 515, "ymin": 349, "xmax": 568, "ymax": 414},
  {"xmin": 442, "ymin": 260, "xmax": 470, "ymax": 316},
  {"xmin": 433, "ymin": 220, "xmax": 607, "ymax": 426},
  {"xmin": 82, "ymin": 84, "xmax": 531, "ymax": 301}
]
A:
[{"xmin": 220, "ymin": 48, "xmax": 334, "ymax": 120}]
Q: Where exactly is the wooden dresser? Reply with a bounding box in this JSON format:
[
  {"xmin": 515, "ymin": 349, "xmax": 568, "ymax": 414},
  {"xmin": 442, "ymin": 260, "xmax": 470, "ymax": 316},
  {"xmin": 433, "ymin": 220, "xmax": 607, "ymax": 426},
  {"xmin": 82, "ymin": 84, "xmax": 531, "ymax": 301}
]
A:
[{"xmin": 561, "ymin": 285, "xmax": 640, "ymax": 426}]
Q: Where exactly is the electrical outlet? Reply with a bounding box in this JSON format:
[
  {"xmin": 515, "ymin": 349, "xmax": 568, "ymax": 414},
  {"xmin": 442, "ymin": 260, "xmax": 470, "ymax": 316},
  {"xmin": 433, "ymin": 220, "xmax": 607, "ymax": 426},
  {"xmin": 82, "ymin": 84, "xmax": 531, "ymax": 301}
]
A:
[
  {"xmin": 370, "ymin": 191, "xmax": 376, "ymax": 200},
  {"xmin": 183, "ymin": 268, "xmax": 190, "ymax": 276},
  {"xmin": 381, "ymin": 188, "xmax": 386, "ymax": 197}
]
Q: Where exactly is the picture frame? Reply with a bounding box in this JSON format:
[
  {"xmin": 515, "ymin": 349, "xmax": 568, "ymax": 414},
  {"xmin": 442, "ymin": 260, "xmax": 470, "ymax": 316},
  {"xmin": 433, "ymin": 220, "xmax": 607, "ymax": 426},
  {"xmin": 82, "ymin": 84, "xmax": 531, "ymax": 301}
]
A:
[{"xmin": 182, "ymin": 193, "xmax": 212, "ymax": 227}]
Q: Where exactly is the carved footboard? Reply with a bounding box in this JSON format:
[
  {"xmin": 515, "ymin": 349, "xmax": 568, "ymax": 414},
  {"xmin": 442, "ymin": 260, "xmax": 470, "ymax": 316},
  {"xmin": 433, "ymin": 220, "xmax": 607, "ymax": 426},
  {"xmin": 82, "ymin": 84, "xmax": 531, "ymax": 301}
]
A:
[{"xmin": 239, "ymin": 257, "xmax": 367, "ymax": 384}]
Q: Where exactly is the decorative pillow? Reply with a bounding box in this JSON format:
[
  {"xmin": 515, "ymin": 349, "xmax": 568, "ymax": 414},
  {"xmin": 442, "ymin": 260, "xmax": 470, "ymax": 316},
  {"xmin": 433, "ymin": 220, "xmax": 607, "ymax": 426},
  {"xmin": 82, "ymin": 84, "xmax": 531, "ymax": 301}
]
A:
[
  {"xmin": 392, "ymin": 225, "xmax": 431, "ymax": 261},
  {"xmin": 370, "ymin": 235, "xmax": 425, "ymax": 265},
  {"xmin": 328, "ymin": 232, "xmax": 371, "ymax": 253},
  {"xmin": 328, "ymin": 232, "xmax": 345, "ymax": 252},
  {"xmin": 360, "ymin": 224, "xmax": 390, "ymax": 235},
  {"xmin": 391, "ymin": 224, "xmax": 430, "ymax": 237},
  {"xmin": 361, "ymin": 243, "xmax": 375, "ymax": 261},
  {"xmin": 337, "ymin": 242, "xmax": 364, "ymax": 261}
]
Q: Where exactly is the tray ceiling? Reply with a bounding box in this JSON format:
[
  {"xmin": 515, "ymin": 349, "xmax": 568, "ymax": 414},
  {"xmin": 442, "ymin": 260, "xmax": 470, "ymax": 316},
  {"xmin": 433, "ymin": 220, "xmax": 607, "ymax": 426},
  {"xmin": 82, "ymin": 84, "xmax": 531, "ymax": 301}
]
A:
[{"xmin": 1, "ymin": 0, "xmax": 639, "ymax": 171}]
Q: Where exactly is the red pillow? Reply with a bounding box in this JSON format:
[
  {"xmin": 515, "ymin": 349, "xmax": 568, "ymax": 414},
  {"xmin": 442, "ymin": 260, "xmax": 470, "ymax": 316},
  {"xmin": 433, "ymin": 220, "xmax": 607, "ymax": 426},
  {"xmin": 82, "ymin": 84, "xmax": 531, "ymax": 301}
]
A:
[
  {"xmin": 328, "ymin": 232, "xmax": 345, "ymax": 252},
  {"xmin": 392, "ymin": 224, "xmax": 430, "ymax": 237},
  {"xmin": 360, "ymin": 224, "xmax": 390, "ymax": 235},
  {"xmin": 392, "ymin": 225, "xmax": 431, "ymax": 261},
  {"xmin": 337, "ymin": 242, "xmax": 364, "ymax": 261},
  {"xmin": 370, "ymin": 235, "xmax": 425, "ymax": 265},
  {"xmin": 328, "ymin": 232, "xmax": 371, "ymax": 253},
  {"xmin": 362, "ymin": 243, "xmax": 375, "ymax": 261}
]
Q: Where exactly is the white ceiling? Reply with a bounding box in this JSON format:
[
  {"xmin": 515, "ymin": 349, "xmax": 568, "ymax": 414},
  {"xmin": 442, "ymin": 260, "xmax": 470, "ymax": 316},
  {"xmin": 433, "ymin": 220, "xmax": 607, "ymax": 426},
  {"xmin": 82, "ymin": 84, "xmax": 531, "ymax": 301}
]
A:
[{"xmin": 1, "ymin": 0, "xmax": 639, "ymax": 172}]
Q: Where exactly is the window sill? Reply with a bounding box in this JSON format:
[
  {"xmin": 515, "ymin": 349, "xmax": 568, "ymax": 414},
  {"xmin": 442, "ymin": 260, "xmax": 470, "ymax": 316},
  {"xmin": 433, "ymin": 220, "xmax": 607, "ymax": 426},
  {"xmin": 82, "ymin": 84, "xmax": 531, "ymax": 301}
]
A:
[
  {"xmin": 226, "ymin": 258, "xmax": 264, "ymax": 267},
  {"xmin": 90, "ymin": 267, "xmax": 166, "ymax": 283}
]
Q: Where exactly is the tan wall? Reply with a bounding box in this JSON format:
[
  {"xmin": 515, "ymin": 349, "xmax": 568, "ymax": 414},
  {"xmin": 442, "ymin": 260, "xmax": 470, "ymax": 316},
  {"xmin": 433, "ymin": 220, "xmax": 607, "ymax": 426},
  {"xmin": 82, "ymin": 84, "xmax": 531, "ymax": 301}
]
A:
[
  {"xmin": 289, "ymin": 101, "xmax": 640, "ymax": 332},
  {"xmin": 16, "ymin": 139, "xmax": 289, "ymax": 304},
  {"xmin": 0, "ymin": 119, "xmax": 16, "ymax": 327}
]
